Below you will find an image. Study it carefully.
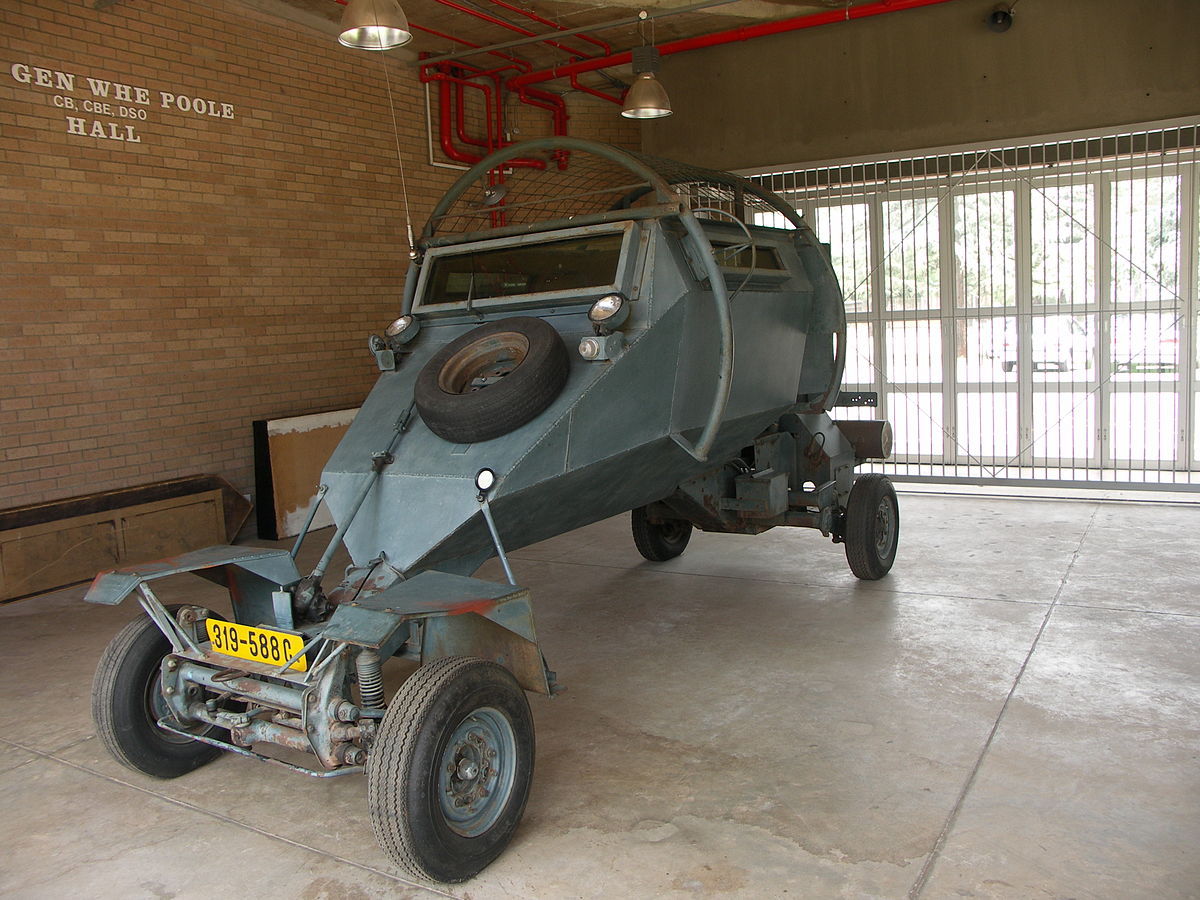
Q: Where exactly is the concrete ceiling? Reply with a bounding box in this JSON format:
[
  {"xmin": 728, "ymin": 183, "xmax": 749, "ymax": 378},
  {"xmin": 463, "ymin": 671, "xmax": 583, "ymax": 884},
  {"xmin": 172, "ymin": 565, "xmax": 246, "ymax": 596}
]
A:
[{"xmin": 255, "ymin": 0, "xmax": 861, "ymax": 82}]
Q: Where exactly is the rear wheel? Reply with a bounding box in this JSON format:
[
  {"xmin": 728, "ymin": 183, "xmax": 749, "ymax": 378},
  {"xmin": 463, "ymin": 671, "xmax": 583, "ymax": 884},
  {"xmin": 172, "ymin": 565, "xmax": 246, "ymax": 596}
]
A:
[
  {"xmin": 843, "ymin": 474, "xmax": 899, "ymax": 580},
  {"xmin": 92, "ymin": 608, "xmax": 223, "ymax": 778},
  {"xmin": 368, "ymin": 656, "xmax": 534, "ymax": 883},
  {"xmin": 631, "ymin": 506, "xmax": 693, "ymax": 562}
]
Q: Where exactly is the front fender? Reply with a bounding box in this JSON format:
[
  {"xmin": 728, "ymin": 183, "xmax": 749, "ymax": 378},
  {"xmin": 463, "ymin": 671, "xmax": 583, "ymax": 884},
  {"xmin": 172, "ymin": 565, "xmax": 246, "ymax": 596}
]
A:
[{"xmin": 86, "ymin": 545, "xmax": 302, "ymax": 627}]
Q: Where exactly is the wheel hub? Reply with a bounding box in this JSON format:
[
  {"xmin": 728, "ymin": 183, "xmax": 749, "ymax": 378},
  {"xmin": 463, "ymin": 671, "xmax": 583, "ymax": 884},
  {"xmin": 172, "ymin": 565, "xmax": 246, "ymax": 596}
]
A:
[
  {"xmin": 438, "ymin": 707, "xmax": 517, "ymax": 837},
  {"xmin": 438, "ymin": 332, "xmax": 529, "ymax": 395},
  {"xmin": 874, "ymin": 499, "xmax": 894, "ymax": 554}
]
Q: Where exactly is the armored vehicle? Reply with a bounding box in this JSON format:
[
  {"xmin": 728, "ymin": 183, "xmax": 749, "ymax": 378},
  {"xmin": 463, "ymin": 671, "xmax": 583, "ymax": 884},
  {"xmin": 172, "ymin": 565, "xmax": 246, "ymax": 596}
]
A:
[{"xmin": 86, "ymin": 138, "xmax": 898, "ymax": 883}]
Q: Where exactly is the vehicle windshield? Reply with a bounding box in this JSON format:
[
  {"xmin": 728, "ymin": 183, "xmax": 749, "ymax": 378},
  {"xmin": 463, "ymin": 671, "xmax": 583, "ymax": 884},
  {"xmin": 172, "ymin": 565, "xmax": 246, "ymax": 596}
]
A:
[{"xmin": 424, "ymin": 232, "xmax": 625, "ymax": 305}]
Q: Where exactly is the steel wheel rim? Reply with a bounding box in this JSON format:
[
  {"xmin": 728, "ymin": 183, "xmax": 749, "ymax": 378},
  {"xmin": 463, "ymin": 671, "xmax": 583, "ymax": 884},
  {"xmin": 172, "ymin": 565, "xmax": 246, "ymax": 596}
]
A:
[
  {"xmin": 874, "ymin": 498, "xmax": 895, "ymax": 556},
  {"xmin": 438, "ymin": 332, "xmax": 529, "ymax": 395},
  {"xmin": 658, "ymin": 520, "xmax": 689, "ymax": 545},
  {"xmin": 438, "ymin": 706, "xmax": 517, "ymax": 837}
]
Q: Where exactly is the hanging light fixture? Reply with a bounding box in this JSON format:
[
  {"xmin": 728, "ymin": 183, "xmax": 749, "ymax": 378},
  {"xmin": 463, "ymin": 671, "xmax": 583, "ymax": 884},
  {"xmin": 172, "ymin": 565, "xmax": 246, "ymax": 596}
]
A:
[
  {"xmin": 621, "ymin": 38, "xmax": 672, "ymax": 119},
  {"xmin": 339, "ymin": 0, "xmax": 413, "ymax": 50}
]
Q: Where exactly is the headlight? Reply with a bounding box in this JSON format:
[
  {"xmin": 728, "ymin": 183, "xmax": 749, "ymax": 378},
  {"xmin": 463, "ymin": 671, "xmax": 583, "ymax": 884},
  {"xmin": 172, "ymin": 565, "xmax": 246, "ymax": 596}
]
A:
[
  {"xmin": 475, "ymin": 467, "xmax": 497, "ymax": 493},
  {"xmin": 384, "ymin": 314, "xmax": 420, "ymax": 347},
  {"xmin": 587, "ymin": 294, "xmax": 629, "ymax": 330}
]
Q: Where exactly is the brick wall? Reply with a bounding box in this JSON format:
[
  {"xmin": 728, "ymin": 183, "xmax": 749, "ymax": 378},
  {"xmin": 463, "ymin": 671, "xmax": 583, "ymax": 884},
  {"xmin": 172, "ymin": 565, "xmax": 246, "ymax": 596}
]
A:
[{"xmin": 0, "ymin": 0, "xmax": 639, "ymax": 511}]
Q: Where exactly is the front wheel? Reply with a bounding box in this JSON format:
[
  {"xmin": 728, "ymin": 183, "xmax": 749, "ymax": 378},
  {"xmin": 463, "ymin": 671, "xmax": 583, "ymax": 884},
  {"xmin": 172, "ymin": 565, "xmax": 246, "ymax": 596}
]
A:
[
  {"xmin": 843, "ymin": 474, "xmax": 899, "ymax": 580},
  {"xmin": 368, "ymin": 656, "xmax": 534, "ymax": 883},
  {"xmin": 91, "ymin": 608, "xmax": 223, "ymax": 778},
  {"xmin": 631, "ymin": 506, "xmax": 693, "ymax": 561}
]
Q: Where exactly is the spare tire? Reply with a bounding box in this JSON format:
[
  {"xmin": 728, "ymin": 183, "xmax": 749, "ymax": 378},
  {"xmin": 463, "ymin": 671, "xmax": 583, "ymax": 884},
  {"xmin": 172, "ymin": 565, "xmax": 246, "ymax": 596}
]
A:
[{"xmin": 415, "ymin": 316, "xmax": 569, "ymax": 444}]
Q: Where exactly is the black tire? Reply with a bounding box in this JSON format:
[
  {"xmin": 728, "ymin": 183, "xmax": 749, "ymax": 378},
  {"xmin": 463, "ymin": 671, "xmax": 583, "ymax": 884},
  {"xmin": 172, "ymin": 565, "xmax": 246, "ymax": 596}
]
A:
[
  {"xmin": 843, "ymin": 474, "xmax": 899, "ymax": 580},
  {"xmin": 368, "ymin": 656, "xmax": 534, "ymax": 883},
  {"xmin": 414, "ymin": 317, "xmax": 569, "ymax": 444},
  {"xmin": 91, "ymin": 608, "xmax": 223, "ymax": 778},
  {"xmin": 631, "ymin": 506, "xmax": 693, "ymax": 562}
]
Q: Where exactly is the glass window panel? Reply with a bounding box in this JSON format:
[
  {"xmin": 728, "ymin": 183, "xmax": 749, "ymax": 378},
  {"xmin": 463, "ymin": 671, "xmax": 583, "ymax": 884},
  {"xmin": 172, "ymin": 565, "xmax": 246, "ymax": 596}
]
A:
[
  {"xmin": 885, "ymin": 320, "xmax": 942, "ymax": 383},
  {"xmin": 1111, "ymin": 175, "xmax": 1180, "ymax": 305},
  {"xmin": 1031, "ymin": 182, "xmax": 1095, "ymax": 308},
  {"xmin": 953, "ymin": 190, "xmax": 1016, "ymax": 309},
  {"xmin": 843, "ymin": 322, "xmax": 874, "ymax": 386},
  {"xmin": 1032, "ymin": 392, "xmax": 1096, "ymax": 462},
  {"xmin": 956, "ymin": 316, "xmax": 1015, "ymax": 383},
  {"xmin": 1194, "ymin": 395, "xmax": 1200, "ymax": 464},
  {"xmin": 711, "ymin": 242, "xmax": 785, "ymax": 270},
  {"xmin": 889, "ymin": 391, "xmax": 943, "ymax": 457},
  {"xmin": 1110, "ymin": 391, "xmax": 1177, "ymax": 462},
  {"xmin": 814, "ymin": 203, "xmax": 871, "ymax": 314},
  {"xmin": 1032, "ymin": 313, "xmax": 1096, "ymax": 381},
  {"xmin": 1110, "ymin": 312, "xmax": 1180, "ymax": 382},
  {"xmin": 753, "ymin": 210, "xmax": 793, "ymax": 230},
  {"xmin": 955, "ymin": 391, "xmax": 1019, "ymax": 460},
  {"xmin": 424, "ymin": 232, "xmax": 624, "ymax": 304},
  {"xmin": 883, "ymin": 197, "xmax": 940, "ymax": 310}
]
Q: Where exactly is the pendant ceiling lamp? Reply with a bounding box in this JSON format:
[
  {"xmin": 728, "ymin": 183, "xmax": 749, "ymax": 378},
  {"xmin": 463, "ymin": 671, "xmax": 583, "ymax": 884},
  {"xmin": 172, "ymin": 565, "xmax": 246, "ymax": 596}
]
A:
[
  {"xmin": 621, "ymin": 40, "xmax": 672, "ymax": 119},
  {"xmin": 339, "ymin": 0, "xmax": 413, "ymax": 50}
]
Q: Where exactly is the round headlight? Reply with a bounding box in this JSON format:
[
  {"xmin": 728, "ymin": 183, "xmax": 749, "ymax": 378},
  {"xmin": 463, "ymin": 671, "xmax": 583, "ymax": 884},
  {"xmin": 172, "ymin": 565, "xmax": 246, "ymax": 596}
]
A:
[
  {"xmin": 384, "ymin": 314, "xmax": 420, "ymax": 346},
  {"xmin": 475, "ymin": 467, "xmax": 497, "ymax": 493},
  {"xmin": 587, "ymin": 294, "xmax": 629, "ymax": 329}
]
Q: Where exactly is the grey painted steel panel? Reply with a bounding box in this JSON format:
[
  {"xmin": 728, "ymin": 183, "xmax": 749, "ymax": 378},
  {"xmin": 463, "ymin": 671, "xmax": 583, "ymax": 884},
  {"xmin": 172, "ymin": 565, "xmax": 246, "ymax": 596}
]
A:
[
  {"xmin": 84, "ymin": 546, "xmax": 301, "ymax": 606},
  {"xmin": 321, "ymin": 143, "xmax": 845, "ymax": 579}
]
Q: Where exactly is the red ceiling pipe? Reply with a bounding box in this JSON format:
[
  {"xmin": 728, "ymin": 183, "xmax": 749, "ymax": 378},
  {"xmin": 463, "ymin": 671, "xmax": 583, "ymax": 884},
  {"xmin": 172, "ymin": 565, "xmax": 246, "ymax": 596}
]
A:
[
  {"xmin": 412, "ymin": 24, "xmax": 533, "ymax": 74},
  {"xmin": 569, "ymin": 72, "xmax": 622, "ymax": 106},
  {"xmin": 509, "ymin": 0, "xmax": 963, "ymax": 91},
  {"xmin": 426, "ymin": 69, "xmax": 546, "ymax": 167},
  {"xmin": 430, "ymin": 0, "xmax": 587, "ymax": 61},
  {"xmin": 453, "ymin": 60, "xmax": 535, "ymax": 151},
  {"xmin": 481, "ymin": 0, "xmax": 611, "ymax": 57},
  {"xmin": 453, "ymin": 60, "xmax": 569, "ymax": 158},
  {"xmin": 422, "ymin": 72, "xmax": 494, "ymax": 164},
  {"xmin": 454, "ymin": 79, "xmax": 491, "ymax": 149},
  {"xmin": 515, "ymin": 86, "xmax": 571, "ymax": 170},
  {"xmin": 438, "ymin": 62, "xmax": 501, "ymax": 150},
  {"xmin": 524, "ymin": 86, "xmax": 569, "ymax": 136},
  {"xmin": 439, "ymin": 80, "xmax": 485, "ymax": 164}
]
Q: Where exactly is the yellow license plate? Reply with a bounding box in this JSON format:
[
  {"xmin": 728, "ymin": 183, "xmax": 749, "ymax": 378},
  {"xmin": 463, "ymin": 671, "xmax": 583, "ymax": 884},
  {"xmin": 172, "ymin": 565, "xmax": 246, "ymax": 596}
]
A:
[{"xmin": 206, "ymin": 619, "xmax": 307, "ymax": 672}]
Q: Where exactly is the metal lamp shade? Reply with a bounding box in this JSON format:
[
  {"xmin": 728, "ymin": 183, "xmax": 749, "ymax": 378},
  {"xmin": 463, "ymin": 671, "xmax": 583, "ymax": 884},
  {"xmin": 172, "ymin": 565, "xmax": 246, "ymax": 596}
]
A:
[
  {"xmin": 621, "ymin": 72, "xmax": 673, "ymax": 119},
  {"xmin": 339, "ymin": 0, "xmax": 413, "ymax": 50}
]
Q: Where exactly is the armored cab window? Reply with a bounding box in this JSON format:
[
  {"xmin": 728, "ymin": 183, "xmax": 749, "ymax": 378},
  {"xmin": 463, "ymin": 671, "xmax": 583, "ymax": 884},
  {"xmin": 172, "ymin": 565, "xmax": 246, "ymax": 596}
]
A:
[
  {"xmin": 711, "ymin": 241, "xmax": 785, "ymax": 271},
  {"xmin": 424, "ymin": 232, "xmax": 625, "ymax": 306}
]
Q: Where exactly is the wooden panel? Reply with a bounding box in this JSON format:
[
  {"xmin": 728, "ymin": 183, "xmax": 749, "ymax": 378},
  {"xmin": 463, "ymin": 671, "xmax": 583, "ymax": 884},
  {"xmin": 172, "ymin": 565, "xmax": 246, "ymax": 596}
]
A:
[
  {"xmin": 0, "ymin": 520, "xmax": 120, "ymax": 600},
  {"xmin": 0, "ymin": 489, "xmax": 228, "ymax": 602},
  {"xmin": 120, "ymin": 493, "xmax": 227, "ymax": 561},
  {"xmin": 254, "ymin": 408, "xmax": 356, "ymax": 540}
]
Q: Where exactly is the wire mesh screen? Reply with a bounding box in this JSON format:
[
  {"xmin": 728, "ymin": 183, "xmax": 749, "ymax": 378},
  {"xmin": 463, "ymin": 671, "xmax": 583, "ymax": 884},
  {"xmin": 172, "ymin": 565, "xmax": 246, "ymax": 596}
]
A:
[
  {"xmin": 426, "ymin": 144, "xmax": 791, "ymax": 237},
  {"xmin": 753, "ymin": 122, "xmax": 1200, "ymax": 490}
]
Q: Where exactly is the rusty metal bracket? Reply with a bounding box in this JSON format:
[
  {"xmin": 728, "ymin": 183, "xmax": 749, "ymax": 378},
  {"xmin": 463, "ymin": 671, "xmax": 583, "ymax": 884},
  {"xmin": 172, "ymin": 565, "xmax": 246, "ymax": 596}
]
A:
[{"xmin": 157, "ymin": 720, "xmax": 363, "ymax": 778}]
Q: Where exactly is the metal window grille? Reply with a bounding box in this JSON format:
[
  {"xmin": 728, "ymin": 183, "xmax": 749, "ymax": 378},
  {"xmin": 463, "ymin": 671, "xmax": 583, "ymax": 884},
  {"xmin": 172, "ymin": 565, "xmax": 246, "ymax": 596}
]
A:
[{"xmin": 750, "ymin": 121, "xmax": 1200, "ymax": 491}]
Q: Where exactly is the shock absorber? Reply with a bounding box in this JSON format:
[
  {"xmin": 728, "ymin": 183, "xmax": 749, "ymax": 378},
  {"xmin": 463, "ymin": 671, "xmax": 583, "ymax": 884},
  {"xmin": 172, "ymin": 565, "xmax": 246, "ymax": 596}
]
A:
[{"xmin": 356, "ymin": 649, "xmax": 384, "ymax": 709}]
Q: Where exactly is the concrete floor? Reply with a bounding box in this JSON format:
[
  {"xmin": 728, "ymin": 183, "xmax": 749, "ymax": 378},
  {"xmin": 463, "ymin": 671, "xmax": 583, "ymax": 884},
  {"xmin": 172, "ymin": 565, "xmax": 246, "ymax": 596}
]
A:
[{"xmin": 1, "ymin": 493, "xmax": 1198, "ymax": 899}]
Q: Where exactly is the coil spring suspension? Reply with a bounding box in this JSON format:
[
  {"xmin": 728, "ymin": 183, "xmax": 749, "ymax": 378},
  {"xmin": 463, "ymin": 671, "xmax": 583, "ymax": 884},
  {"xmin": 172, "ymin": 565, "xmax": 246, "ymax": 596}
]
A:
[{"xmin": 356, "ymin": 649, "xmax": 384, "ymax": 708}]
